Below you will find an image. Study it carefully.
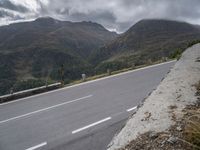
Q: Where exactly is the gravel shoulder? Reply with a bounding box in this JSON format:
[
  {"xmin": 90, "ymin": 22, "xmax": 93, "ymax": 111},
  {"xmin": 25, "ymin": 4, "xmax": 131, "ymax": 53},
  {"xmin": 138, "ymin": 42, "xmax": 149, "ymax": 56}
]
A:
[{"xmin": 108, "ymin": 44, "xmax": 200, "ymax": 150}]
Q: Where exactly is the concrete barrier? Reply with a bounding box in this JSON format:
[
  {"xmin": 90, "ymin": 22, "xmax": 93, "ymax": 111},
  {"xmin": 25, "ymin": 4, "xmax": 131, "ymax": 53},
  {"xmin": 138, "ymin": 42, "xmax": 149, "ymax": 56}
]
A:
[{"xmin": 0, "ymin": 82, "xmax": 61, "ymax": 104}]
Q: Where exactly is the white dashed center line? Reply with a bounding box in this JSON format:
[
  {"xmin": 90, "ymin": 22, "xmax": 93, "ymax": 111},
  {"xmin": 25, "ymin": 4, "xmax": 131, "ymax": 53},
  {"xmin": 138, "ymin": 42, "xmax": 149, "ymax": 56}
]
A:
[
  {"xmin": 72, "ymin": 117, "xmax": 112, "ymax": 134},
  {"xmin": 127, "ymin": 106, "xmax": 137, "ymax": 112},
  {"xmin": 26, "ymin": 142, "xmax": 47, "ymax": 150}
]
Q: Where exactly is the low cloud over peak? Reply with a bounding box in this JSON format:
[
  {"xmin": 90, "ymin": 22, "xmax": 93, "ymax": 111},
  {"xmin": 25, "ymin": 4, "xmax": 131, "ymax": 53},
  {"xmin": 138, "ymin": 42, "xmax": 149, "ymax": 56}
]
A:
[{"xmin": 0, "ymin": 0, "xmax": 200, "ymax": 32}]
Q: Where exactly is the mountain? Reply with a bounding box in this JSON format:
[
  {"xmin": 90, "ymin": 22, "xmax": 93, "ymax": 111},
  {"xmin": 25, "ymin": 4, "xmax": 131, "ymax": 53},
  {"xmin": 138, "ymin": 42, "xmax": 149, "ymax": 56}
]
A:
[
  {"xmin": 1, "ymin": 18, "xmax": 200, "ymax": 96},
  {"xmin": 0, "ymin": 17, "xmax": 117, "ymax": 57},
  {"xmin": 0, "ymin": 17, "xmax": 117, "ymax": 95},
  {"xmin": 91, "ymin": 19, "xmax": 200, "ymax": 72}
]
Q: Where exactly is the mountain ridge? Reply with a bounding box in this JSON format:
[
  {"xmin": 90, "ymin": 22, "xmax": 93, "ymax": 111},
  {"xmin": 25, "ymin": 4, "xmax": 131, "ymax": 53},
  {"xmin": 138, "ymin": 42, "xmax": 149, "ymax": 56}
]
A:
[{"xmin": 91, "ymin": 19, "xmax": 200, "ymax": 71}]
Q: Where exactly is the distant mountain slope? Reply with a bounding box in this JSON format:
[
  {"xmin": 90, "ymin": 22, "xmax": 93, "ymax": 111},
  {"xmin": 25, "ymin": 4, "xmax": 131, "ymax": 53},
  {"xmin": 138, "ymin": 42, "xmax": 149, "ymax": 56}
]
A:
[
  {"xmin": 91, "ymin": 19, "xmax": 200, "ymax": 68},
  {"xmin": 0, "ymin": 17, "xmax": 117, "ymax": 57},
  {"xmin": 0, "ymin": 17, "xmax": 117, "ymax": 95}
]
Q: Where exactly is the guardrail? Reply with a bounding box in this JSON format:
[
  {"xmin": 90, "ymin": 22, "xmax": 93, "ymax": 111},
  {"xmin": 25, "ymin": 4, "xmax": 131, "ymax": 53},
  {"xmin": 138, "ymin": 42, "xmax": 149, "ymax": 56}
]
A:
[{"xmin": 0, "ymin": 82, "xmax": 61, "ymax": 104}]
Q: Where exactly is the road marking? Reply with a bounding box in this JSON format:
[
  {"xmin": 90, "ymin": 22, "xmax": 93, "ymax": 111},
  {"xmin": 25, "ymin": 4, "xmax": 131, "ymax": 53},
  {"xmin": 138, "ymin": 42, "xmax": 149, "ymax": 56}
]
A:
[
  {"xmin": 127, "ymin": 106, "xmax": 137, "ymax": 112},
  {"xmin": 0, "ymin": 60, "xmax": 175, "ymax": 106},
  {"xmin": 26, "ymin": 142, "xmax": 47, "ymax": 150},
  {"xmin": 0, "ymin": 95, "xmax": 92, "ymax": 124},
  {"xmin": 72, "ymin": 117, "xmax": 111, "ymax": 134}
]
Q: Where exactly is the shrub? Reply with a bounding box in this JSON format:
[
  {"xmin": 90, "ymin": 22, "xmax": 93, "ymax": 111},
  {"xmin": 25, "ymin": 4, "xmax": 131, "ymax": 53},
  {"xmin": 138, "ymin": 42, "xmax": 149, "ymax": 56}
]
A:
[
  {"xmin": 184, "ymin": 113, "xmax": 200, "ymax": 150},
  {"xmin": 187, "ymin": 40, "xmax": 200, "ymax": 48},
  {"xmin": 169, "ymin": 48, "xmax": 183, "ymax": 60}
]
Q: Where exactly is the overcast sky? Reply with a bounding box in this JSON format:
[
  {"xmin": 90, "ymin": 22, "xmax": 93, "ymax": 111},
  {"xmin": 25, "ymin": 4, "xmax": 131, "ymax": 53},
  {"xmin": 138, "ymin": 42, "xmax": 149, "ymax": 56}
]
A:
[{"xmin": 0, "ymin": 0, "xmax": 200, "ymax": 32}]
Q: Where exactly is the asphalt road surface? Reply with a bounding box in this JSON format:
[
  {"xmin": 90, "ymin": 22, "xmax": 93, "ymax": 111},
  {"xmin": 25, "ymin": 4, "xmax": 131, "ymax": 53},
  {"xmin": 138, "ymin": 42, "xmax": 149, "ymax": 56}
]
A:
[{"xmin": 0, "ymin": 61, "xmax": 175, "ymax": 150}]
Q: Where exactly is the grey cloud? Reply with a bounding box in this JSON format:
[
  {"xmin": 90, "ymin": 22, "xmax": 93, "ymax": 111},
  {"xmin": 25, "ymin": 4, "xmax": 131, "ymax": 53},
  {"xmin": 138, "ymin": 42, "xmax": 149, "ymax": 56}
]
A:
[
  {"xmin": 0, "ymin": 0, "xmax": 29, "ymax": 13},
  {"xmin": 68, "ymin": 10, "xmax": 116, "ymax": 26},
  {"xmin": 1, "ymin": 0, "xmax": 200, "ymax": 32},
  {"xmin": 66, "ymin": 10, "xmax": 118, "ymax": 32},
  {"xmin": 0, "ymin": 9, "xmax": 11, "ymax": 18},
  {"xmin": 165, "ymin": 0, "xmax": 200, "ymax": 19},
  {"xmin": 0, "ymin": 9, "xmax": 24, "ymax": 21}
]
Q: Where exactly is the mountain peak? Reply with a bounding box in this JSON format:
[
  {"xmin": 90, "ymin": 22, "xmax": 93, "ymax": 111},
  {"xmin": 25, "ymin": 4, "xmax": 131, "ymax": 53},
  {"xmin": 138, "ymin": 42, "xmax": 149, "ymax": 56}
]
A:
[
  {"xmin": 127, "ymin": 19, "xmax": 198, "ymax": 34},
  {"xmin": 34, "ymin": 17, "xmax": 60, "ymax": 25},
  {"xmin": 79, "ymin": 21, "xmax": 106, "ymax": 29},
  {"xmin": 35, "ymin": 16, "xmax": 55, "ymax": 21}
]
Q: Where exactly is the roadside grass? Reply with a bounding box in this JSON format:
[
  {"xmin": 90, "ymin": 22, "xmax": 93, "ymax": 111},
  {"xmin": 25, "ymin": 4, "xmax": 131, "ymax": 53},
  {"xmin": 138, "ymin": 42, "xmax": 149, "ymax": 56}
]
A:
[
  {"xmin": 170, "ymin": 40, "xmax": 200, "ymax": 60},
  {"xmin": 184, "ymin": 112, "xmax": 200, "ymax": 149},
  {"xmin": 182, "ymin": 81, "xmax": 200, "ymax": 150},
  {"xmin": 196, "ymin": 81, "xmax": 200, "ymax": 97}
]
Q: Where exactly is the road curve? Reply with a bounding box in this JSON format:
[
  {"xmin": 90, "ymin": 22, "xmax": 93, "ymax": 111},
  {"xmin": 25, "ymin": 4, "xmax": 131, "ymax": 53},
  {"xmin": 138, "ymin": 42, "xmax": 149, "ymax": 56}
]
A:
[{"xmin": 0, "ymin": 61, "xmax": 175, "ymax": 150}]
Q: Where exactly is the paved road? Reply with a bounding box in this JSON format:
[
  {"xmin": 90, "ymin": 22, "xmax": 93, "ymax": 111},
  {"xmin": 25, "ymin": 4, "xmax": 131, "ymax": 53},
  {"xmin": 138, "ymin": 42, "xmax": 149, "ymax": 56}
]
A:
[{"xmin": 0, "ymin": 61, "xmax": 175, "ymax": 150}]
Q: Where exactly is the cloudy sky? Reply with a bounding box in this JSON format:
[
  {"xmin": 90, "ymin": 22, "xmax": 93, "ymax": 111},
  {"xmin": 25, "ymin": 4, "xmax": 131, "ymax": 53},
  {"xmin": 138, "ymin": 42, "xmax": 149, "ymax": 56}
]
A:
[{"xmin": 0, "ymin": 0, "xmax": 200, "ymax": 32}]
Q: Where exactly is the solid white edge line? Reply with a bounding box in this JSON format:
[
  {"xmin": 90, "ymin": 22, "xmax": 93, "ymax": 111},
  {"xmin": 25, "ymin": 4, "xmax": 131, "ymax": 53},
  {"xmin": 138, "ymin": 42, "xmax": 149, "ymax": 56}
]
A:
[
  {"xmin": 0, "ymin": 95, "xmax": 92, "ymax": 124},
  {"xmin": 26, "ymin": 142, "xmax": 47, "ymax": 150},
  {"xmin": 72, "ymin": 117, "xmax": 112, "ymax": 134},
  {"xmin": 0, "ymin": 60, "xmax": 176, "ymax": 106},
  {"xmin": 127, "ymin": 106, "xmax": 137, "ymax": 112}
]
